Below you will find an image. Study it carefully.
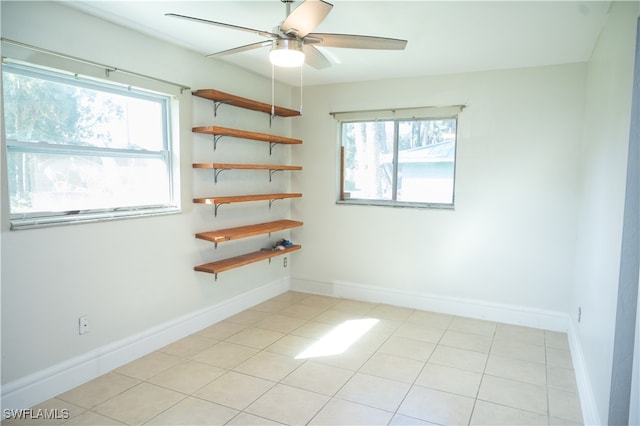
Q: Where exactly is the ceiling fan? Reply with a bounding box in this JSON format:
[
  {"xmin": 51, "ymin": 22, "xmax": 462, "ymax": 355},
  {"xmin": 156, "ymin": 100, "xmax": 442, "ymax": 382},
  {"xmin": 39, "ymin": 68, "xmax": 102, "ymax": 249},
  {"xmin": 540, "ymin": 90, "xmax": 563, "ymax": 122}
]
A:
[{"xmin": 166, "ymin": 0, "xmax": 408, "ymax": 69}]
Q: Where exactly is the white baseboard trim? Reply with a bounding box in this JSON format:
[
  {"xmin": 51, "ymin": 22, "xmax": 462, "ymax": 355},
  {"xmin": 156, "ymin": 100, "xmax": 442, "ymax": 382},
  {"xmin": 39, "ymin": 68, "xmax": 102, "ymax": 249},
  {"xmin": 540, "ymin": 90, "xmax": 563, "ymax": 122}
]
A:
[
  {"xmin": 291, "ymin": 277, "xmax": 604, "ymax": 424},
  {"xmin": 1, "ymin": 277, "xmax": 290, "ymax": 413},
  {"xmin": 568, "ymin": 320, "xmax": 602, "ymax": 425},
  {"xmin": 291, "ymin": 276, "xmax": 570, "ymax": 332}
]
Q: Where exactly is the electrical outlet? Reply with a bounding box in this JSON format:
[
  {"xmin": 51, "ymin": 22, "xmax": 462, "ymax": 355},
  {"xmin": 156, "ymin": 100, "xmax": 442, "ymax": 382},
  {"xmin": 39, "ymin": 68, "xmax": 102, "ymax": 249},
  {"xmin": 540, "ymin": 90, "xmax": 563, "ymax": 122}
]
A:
[
  {"xmin": 283, "ymin": 257, "xmax": 288, "ymax": 268},
  {"xmin": 79, "ymin": 316, "xmax": 90, "ymax": 335}
]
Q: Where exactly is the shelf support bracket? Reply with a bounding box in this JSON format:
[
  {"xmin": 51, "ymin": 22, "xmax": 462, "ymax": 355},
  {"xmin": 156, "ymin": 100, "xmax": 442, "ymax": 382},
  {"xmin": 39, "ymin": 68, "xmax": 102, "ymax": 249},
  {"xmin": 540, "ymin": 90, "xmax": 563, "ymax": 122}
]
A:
[
  {"xmin": 212, "ymin": 135, "xmax": 225, "ymax": 151},
  {"xmin": 268, "ymin": 198, "xmax": 282, "ymax": 210},
  {"xmin": 214, "ymin": 202, "xmax": 230, "ymax": 217},
  {"xmin": 269, "ymin": 169, "xmax": 283, "ymax": 182},
  {"xmin": 214, "ymin": 168, "xmax": 229, "ymax": 183},
  {"xmin": 214, "ymin": 273, "xmax": 218, "ymax": 281},
  {"xmin": 269, "ymin": 142, "xmax": 279, "ymax": 156},
  {"xmin": 213, "ymin": 100, "xmax": 232, "ymax": 117}
]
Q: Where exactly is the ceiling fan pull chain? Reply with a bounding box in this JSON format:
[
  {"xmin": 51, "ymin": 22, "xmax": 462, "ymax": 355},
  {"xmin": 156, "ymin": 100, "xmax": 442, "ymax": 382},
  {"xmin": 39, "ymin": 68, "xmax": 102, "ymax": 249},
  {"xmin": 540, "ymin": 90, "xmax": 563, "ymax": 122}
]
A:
[{"xmin": 271, "ymin": 62, "xmax": 276, "ymax": 127}]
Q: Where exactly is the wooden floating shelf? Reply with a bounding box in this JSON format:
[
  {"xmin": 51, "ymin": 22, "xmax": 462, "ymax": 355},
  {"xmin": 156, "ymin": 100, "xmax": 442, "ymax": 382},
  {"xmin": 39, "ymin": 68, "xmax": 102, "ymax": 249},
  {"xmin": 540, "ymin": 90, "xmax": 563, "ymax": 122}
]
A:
[
  {"xmin": 191, "ymin": 88, "xmax": 303, "ymax": 280},
  {"xmin": 194, "ymin": 193, "xmax": 302, "ymax": 205},
  {"xmin": 193, "ymin": 163, "xmax": 302, "ymax": 171},
  {"xmin": 193, "ymin": 89, "xmax": 301, "ymax": 117},
  {"xmin": 195, "ymin": 245, "xmax": 301, "ymax": 278},
  {"xmin": 193, "ymin": 163, "xmax": 302, "ymax": 183},
  {"xmin": 193, "ymin": 126, "xmax": 302, "ymax": 153},
  {"xmin": 192, "ymin": 126, "xmax": 302, "ymax": 145},
  {"xmin": 196, "ymin": 219, "xmax": 303, "ymax": 245},
  {"xmin": 193, "ymin": 193, "xmax": 302, "ymax": 216}
]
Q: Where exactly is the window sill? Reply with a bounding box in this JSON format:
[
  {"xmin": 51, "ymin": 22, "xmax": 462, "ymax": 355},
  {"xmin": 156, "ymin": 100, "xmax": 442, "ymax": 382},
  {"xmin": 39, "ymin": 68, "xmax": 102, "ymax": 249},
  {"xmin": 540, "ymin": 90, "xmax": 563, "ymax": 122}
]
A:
[
  {"xmin": 336, "ymin": 199, "xmax": 454, "ymax": 210},
  {"xmin": 10, "ymin": 206, "xmax": 181, "ymax": 230}
]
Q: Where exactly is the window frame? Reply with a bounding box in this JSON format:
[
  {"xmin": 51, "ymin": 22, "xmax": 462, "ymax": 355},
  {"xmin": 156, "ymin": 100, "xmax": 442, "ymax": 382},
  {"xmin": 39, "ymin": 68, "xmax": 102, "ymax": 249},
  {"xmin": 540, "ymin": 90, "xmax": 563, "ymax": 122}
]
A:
[
  {"xmin": 337, "ymin": 115, "xmax": 459, "ymax": 210},
  {"xmin": 2, "ymin": 61, "xmax": 180, "ymax": 229}
]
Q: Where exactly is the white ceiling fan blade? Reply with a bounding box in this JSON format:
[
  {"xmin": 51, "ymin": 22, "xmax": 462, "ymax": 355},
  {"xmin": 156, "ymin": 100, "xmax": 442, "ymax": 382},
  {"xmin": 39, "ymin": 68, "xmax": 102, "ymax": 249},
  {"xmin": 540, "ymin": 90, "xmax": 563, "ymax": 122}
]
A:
[
  {"xmin": 281, "ymin": 0, "xmax": 333, "ymax": 38},
  {"xmin": 309, "ymin": 33, "xmax": 408, "ymax": 50},
  {"xmin": 165, "ymin": 13, "xmax": 277, "ymax": 38},
  {"xmin": 206, "ymin": 41, "xmax": 273, "ymax": 58},
  {"xmin": 303, "ymin": 45, "xmax": 331, "ymax": 69}
]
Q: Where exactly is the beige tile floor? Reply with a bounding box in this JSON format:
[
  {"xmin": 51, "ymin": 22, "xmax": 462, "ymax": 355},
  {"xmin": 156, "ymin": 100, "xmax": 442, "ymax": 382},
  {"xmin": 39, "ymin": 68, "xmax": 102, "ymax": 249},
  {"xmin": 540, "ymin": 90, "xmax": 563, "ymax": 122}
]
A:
[{"xmin": 4, "ymin": 292, "xmax": 583, "ymax": 425}]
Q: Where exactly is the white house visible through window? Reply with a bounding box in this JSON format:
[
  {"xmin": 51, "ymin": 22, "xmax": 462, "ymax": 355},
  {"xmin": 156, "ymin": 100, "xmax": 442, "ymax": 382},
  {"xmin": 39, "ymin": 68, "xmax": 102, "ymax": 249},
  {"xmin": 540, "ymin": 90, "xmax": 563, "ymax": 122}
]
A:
[
  {"xmin": 339, "ymin": 114, "xmax": 458, "ymax": 208},
  {"xmin": 2, "ymin": 62, "xmax": 178, "ymax": 228}
]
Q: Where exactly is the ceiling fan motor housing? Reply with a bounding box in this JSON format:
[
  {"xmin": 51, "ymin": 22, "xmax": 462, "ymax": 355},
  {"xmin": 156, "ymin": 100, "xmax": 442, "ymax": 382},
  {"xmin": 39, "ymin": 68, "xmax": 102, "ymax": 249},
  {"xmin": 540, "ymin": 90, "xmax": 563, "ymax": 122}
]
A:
[
  {"xmin": 270, "ymin": 38, "xmax": 305, "ymax": 67},
  {"xmin": 273, "ymin": 38, "xmax": 303, "ymax": 51}
]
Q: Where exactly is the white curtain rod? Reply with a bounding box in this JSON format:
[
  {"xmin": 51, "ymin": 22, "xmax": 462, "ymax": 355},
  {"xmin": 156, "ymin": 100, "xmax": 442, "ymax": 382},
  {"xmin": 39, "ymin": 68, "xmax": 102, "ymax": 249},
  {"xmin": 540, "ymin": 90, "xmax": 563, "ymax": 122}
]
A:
[
  {"xmin": 330, "ymin": 104, "xmax": 466, "ymax": 117},
  {"xmin": 1, "ymin": 38, "xmax": 191, "ymax": 93}
]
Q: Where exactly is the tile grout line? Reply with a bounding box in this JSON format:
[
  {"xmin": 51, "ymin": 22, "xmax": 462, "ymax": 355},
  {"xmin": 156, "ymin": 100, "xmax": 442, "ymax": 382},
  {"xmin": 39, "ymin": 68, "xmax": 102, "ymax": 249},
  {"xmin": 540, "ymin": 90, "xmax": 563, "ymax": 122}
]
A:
[
  {"xmin": 466, "ymin": 322, "xmax": 497, "ymax": 426},
  {"xmin": 384, "ymin": 313, "xmax": 454, "ymax": 425},
  {"xmin": 240, "ymin": 296, "xmax": 377, "ymax": 425},
  {"xmin": 150, "ymin": 300, "xmax": 309, "ymax": 425},
  {"xmin": 304, "ymin": 301, "xmax": 394, "ymax": 425},
  {"xmin": 545, "ymin": 331, "xmax": 551, "ymax": 425}
]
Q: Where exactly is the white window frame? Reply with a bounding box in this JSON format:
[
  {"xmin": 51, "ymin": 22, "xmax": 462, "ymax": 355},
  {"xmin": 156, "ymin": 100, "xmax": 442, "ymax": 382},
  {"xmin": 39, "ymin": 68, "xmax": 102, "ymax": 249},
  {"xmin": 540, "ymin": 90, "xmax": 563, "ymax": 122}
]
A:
[
  {"xmin": 2, "ymin": 61, "xmax": 180, "ymax": 229},
  {"xmin": 335, "ymin": 106, "xmax": 462, "ymax": 209}
]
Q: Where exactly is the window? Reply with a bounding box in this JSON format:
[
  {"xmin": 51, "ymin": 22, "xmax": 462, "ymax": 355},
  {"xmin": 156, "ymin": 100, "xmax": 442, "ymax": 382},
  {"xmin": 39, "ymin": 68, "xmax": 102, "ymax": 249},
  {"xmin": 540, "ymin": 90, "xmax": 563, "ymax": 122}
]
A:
[
  {"xmin": 2, "ymin": 62, "xmax": 178, "ymax": 228},
  {"xmin": 340, "ymin": 115, "xmax": 458, "ymax": 208}
]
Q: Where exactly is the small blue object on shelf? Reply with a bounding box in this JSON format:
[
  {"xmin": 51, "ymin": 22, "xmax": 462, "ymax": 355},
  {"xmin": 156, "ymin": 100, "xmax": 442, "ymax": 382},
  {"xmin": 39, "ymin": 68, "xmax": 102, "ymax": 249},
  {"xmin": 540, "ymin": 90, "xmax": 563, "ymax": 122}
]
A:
[{"xmin": 273, "ymin": 239, "xmax": 293, "ymax": 250}]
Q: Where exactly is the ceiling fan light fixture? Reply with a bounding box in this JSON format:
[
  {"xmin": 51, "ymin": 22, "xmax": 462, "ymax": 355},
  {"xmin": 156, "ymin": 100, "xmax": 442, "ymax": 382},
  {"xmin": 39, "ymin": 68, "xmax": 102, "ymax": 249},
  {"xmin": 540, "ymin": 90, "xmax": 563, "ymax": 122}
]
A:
[{"xmin": 269, "ymin": 38, "xmax": 305, "ymax": 67}]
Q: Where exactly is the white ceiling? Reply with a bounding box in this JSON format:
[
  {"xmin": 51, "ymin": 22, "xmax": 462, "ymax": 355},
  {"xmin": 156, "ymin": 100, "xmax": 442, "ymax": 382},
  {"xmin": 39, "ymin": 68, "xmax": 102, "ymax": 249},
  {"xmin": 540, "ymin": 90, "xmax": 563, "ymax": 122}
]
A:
[{"xmin": 62, "ymin": 0, "xmax": 612, "ymax": 87}]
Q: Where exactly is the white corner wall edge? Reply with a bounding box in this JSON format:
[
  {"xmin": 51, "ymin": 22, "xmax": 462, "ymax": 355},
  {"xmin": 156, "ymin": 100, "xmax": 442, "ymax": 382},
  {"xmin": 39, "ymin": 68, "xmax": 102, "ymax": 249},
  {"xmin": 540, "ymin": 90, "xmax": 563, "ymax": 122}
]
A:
[
  {"xmin": 0, "ymin": 277, "xmax": 290, "ymax": 413},
  {"xmin": 291, "ymin": 277, "xmax": 569, "ymax": 332},
  {"xmin": 568, "ymin": 320, "xmax": 602, "ymax": 426}
]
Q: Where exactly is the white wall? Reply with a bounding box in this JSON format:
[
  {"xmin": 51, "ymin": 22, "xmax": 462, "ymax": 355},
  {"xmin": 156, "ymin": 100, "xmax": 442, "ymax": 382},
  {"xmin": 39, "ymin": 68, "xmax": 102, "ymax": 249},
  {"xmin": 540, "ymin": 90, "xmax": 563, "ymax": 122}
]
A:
[
  {"xmin": 3, "ymin": 0, "xmax": 639, "ymax": 420},
  {"xmin": 292, "ymin": 63, "xmax": 586, "ymax": 320},
  {"xmin": 570, "ymin": 2, "xmax": 640, "ymax": 424},
  {"xmin": 1, "ymin": 1, "xmax": 297, "ymax": 389}
]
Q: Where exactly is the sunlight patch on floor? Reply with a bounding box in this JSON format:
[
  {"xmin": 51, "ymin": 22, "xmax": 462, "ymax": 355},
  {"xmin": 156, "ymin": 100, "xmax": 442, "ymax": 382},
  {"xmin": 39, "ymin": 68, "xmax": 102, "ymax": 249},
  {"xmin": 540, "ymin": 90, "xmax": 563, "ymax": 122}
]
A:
[{"xmin": 295, "ymin": 318, "xmax": 379, "ymax": 359}]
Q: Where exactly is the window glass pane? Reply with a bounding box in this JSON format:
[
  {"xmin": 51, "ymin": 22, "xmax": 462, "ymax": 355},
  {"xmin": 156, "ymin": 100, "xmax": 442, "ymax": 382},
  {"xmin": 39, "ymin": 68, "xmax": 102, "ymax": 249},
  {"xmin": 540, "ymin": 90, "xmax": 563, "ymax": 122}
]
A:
[
  {"xmin": 3, "ymin": 69, "xmax": 165, "ymax": 150},
  {"xmin": 3, "ymin": 62, "xmax": 177, "ymax": 227},
  {"xmin": 342, "ymin": 121, "xmax": 394, "ymax": 201},
  {"xmin": 7, "ymin": 150, "xmax": 170, "ymax": 214},
  {"xmin": 396, "ymin": 119, "xmax": 456, "ymax": 204},
  {"xmin": 340, "ymin": 117, "xmax": 457, "ymax": 207}
]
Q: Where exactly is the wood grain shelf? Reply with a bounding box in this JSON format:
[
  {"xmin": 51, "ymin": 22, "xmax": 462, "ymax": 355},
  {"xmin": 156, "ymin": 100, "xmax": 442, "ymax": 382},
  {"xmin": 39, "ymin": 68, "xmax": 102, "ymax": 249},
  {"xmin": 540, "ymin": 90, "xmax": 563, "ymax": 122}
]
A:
[
  {"xmin": 196, "ymin": 219, "xmax": 303, "ymax": 247},
  {"xmin": 193, "ymin": 163, "xmax": 302, "ymax": 183},
  {"xmin": 192, "ymin": 88, "xmax": 303, "ymax": 279},
  {"xmin": 195, "ymin": 245, "xmax": 301, "ymax": 279},
  {"xmin": 193, "ymin": 193, "xmax": 302, "ymax": 216},
  {"xmin": 193, "ymin": 126, "xmax": 302, "ymax": 153},
  {"xmin": 193, "ymin": 89, "xmax": 301, "ymax": 118}
]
